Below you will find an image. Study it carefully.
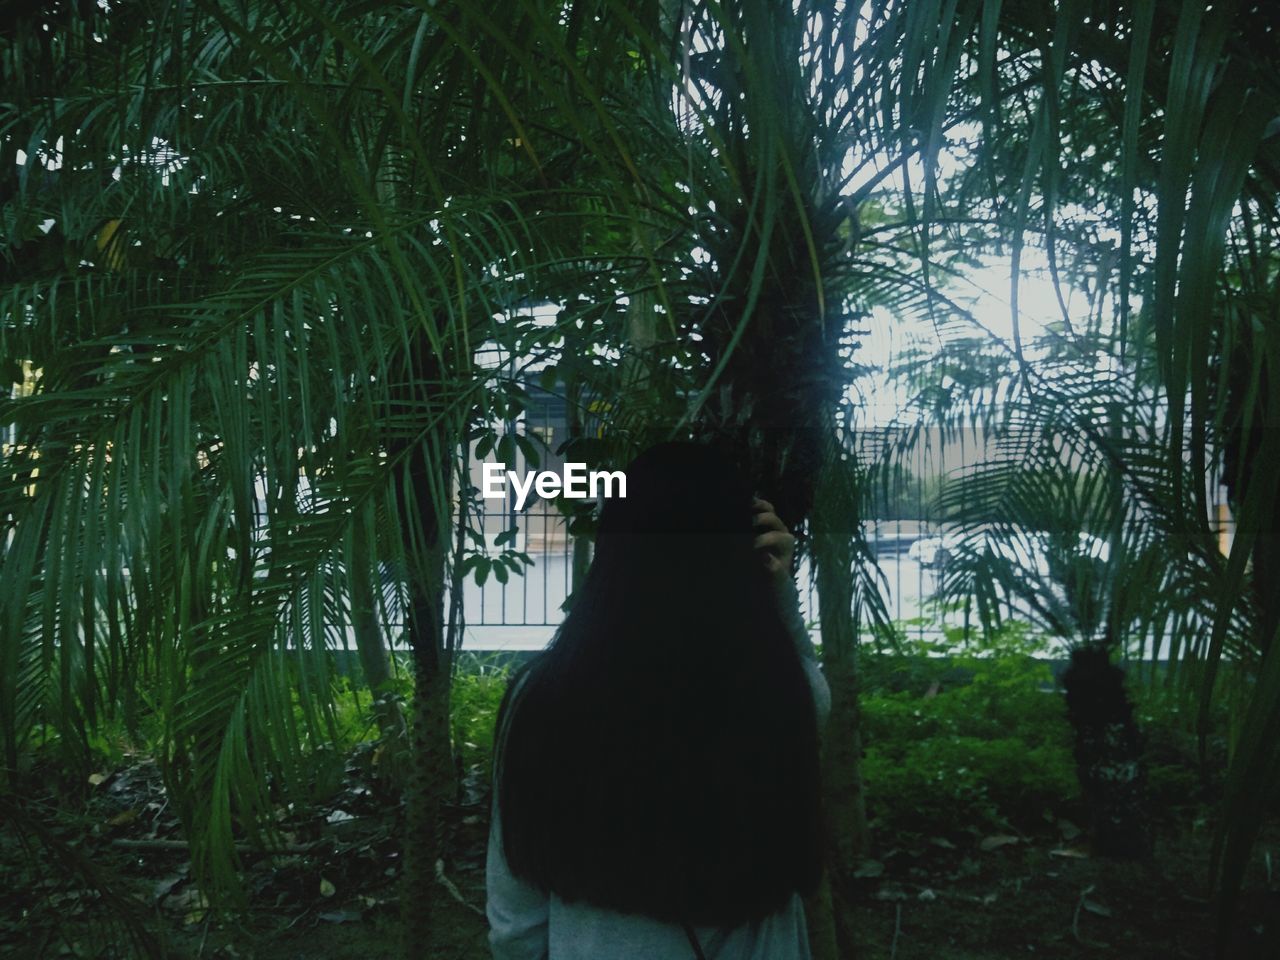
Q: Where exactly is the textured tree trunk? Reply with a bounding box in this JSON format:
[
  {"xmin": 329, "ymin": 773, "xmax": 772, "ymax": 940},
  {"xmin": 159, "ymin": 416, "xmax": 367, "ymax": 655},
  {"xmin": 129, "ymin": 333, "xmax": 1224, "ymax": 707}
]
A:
[
  {"xmin": 809, "ymin": 450, "xmax": 869, "ymax": 959},
  {"xmin": 402, "ymin": 601, "xmax": 453, "ymax": 958},
  {"xmin": 815, "ymin": 549, "xmax": 870, "ymax": 868},
  {"xmin": 387, "ymin": 324, "xmax": 459, "ymax": 958},
  {"xmin": 349, "ymin": 506, "xmax": 404, "ymax": 740},
  {"xmin": 398, "ymin": 467, "xmax": 454, "ymax": 959},
  {"xmin": 1061, "ymin": 642, "xmax": 1150, "ymax": 859}
]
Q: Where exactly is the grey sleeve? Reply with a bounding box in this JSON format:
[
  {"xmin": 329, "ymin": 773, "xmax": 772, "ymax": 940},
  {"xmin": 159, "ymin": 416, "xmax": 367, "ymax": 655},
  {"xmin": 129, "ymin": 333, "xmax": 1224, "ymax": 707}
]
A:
[
  {"xmin": 486, "ymin": 800, "xmax": 550, "ymax": 960},
  {"xmin": 776, "ymin": 578, "xmax": 831, "ymax": 728}
]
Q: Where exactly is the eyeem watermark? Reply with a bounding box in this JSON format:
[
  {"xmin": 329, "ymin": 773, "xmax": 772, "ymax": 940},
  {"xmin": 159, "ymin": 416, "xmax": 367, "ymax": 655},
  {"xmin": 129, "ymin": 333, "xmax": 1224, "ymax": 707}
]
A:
[{"xmin": 482, "ymin": 462, "xmax": 626, "ymax": 511}]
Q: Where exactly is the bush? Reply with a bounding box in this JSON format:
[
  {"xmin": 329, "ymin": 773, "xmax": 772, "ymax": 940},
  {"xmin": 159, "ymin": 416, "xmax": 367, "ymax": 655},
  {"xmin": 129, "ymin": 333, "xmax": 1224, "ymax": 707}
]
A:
[
  {"xmin": 862, "ymin": 735, "xmax": 1077, "ymax": 834},
  {"xmin": 450, "ymin": 654, "xmax": 512, "ymax": 787},
  {"xmin": 859, "ymin": 622, "xmax": 1079, "ymax": 836}
]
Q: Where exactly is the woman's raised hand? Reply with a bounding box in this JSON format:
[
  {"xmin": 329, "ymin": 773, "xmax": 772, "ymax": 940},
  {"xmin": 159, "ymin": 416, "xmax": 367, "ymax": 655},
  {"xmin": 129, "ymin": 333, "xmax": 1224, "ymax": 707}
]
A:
[{"xmin": 752, "ymin": 498, "xmax": 794, "ymax": 584}]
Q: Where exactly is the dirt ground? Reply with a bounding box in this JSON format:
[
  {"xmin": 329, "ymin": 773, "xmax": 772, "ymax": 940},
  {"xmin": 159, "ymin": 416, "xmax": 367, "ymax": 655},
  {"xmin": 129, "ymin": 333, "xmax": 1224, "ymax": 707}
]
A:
[
  {"xmin": 3, "ymin": 754, "xmax": 1277, "ymax": 959},
  {"xmin": 838, "ymin": 827, "xmax": 1279, "ymax": 960}
]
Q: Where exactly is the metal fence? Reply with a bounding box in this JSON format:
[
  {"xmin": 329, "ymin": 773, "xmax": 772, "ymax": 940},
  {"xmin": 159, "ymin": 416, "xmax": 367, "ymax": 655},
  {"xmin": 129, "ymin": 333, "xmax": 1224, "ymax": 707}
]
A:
[
  {"xmin": 454, "ymin": 505, "xmax": 953, "ymax": 652},
  {"xmin": 453, "ymin": 413, "xmax": 1236, "ymax": 657},
  {"xmin": 454, "ymin": 400, "xmax": 960, "ymax": 651}
]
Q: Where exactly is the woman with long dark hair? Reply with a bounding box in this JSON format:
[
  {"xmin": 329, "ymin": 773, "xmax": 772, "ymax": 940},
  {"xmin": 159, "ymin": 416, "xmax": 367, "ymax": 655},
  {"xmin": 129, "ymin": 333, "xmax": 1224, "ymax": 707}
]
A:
[{"xmin": 486, "ymin": 442, "xmax": 829, "ymax": 959}]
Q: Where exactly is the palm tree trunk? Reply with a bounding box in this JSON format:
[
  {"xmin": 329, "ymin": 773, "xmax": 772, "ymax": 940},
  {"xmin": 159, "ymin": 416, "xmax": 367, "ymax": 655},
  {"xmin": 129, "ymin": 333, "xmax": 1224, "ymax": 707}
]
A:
[
  {"xmin": 349, "ymin": 507, "xmax": 404, "ymax": 739},
  {"xmin": 397, "ymin": 450, "xmax": 455, "ymax": 959},
  {"xmin": 1061, "ymin": 642, "xmax": 1150, "ymax": 858},
  {"xmin": 810, "ymin": 449, "xmax": 870, "ymax": 958},
  {"xmin": 385, "ymin": 325, "xmax": 459, "ymax": 957},
  {"xmin": 402, "ymin": 595, "xmax": 453, "ymax": 957}
]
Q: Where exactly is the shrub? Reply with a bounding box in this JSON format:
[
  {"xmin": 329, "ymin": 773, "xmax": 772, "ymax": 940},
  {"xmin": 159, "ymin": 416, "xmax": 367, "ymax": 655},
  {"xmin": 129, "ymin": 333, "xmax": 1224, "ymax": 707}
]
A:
[
  {"xmin": 450, "ymin": 655, "xmax": 512, "ymax": 787},
  {"xmin": 859, "ymin": 622, "xmax": 1079, "ymax": 835}
]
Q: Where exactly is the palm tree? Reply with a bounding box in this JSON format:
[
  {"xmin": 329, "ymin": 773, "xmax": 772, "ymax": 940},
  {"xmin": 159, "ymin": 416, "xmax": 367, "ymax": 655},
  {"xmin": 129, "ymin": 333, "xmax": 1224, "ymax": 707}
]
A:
[
  {"xmin": 889, "ymin": 324, "xmax": 1200, "ymax": 858},
  {"xmin": 0, "ymin": 3, "xmax": 745, "ymax": 953},
  {"xmin": 0, "ymin": 0, "xmax": 622, "ymax": 947},
  {"xmin": 866, "ymin": 2, "xmax": 1280, "ymax": 941}
]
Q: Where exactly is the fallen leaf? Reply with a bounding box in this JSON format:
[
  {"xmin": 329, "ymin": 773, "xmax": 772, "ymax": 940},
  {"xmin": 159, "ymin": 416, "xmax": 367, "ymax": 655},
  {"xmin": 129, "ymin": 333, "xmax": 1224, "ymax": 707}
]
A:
[
  {"xmin": 319, "ymin": 877, "xmax": 336, "ymax": 898},
  {"xmin": 852, "ymin": 859, "xmax": 885, "ymax": 879},
  {"xmin": 166, "ymin": 888, "xmax": 207, "ymax": 912},
  {"xmin": 108, "ymin": 809, "xmax": 138, "ymax": 827},
  {"xmin": 153, "ymin": 875, "xmax": 184, "ymax": 903},
  {"xmin": 979, "ymin": 834, "xmax": 1020, "ymax": 852},
  {"xmin": 873, "ymin": 883, "xmax": 908, "ymax": 902},
  {"xmin": 88, "ymin": 773, "xmax": 107, "ymax": 787},
  {"xmin": 319, "ymin": 910, "xmax": 361, "ymax": 924},
  {"xmin": 917, "ymin": 888, "xmax": 937, "ymax": 901},
  {"xmin": 1082, "ymin": 899, "xmax": 1113, "ymax": 918},
  {"xmin": 930, "ymin": 837, "xmax": 956, "ymax": 850},
  {"xmin": 1050, "ymin": 847, "xmax": 1090, "ymax": 859}
]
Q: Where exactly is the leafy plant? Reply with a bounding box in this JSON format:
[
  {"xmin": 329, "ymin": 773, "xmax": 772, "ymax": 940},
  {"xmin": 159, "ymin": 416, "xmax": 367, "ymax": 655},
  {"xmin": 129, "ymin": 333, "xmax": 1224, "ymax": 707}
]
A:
[
  {"xmin": 860, "ymin": 630, "xmax": 1079, "ymax": 835},
  {"xmin": 449, "ymin": 654, "xmax": 512, "ymax": 789}
]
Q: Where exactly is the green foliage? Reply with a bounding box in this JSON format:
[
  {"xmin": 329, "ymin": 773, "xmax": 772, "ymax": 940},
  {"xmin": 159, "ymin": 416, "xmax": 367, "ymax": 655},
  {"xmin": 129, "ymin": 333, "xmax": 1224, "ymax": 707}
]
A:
[
  {"xmin": 449, "ymin": 655, "xmax": 513, "ymax": 787},
  {"xmin": 858, "ymin": 617, "xmax": 1243, "ymax": 838},
  {"xmin": 860, "ymin": 622, "xmax": 1077, "ymax": 835},
  {"xmin": 862, "ymin": 734, "xmax": 1077, "ymax": 836},
  {"xmin": 3, "ymin": 0, "xmax": 1277, "ymax": 944},
  {"xmin": 325, "ymin": 672, "xmax": 410, "ymax": 748},
  {"xmin": 1129, "ymin": 673, "xmax": 1232, "ymax": 813}
]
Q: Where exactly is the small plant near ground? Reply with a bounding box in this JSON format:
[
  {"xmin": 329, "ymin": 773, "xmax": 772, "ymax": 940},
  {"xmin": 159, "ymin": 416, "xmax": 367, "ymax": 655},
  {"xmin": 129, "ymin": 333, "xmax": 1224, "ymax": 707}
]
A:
[
  {"xmin": 859, "ymin": 619, "xmax": 1079, "ymax": 837},
  {"xmin": 450, "ymin": 654, "xmax": 514, "ymax": 794}
]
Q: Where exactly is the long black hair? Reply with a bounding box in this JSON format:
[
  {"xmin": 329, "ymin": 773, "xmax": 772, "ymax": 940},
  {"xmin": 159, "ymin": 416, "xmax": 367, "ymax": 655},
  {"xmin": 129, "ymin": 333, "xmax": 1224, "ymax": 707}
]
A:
[{"xmin": 493, "ymin": 441, "xmax": 823, "ymax": 927}]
